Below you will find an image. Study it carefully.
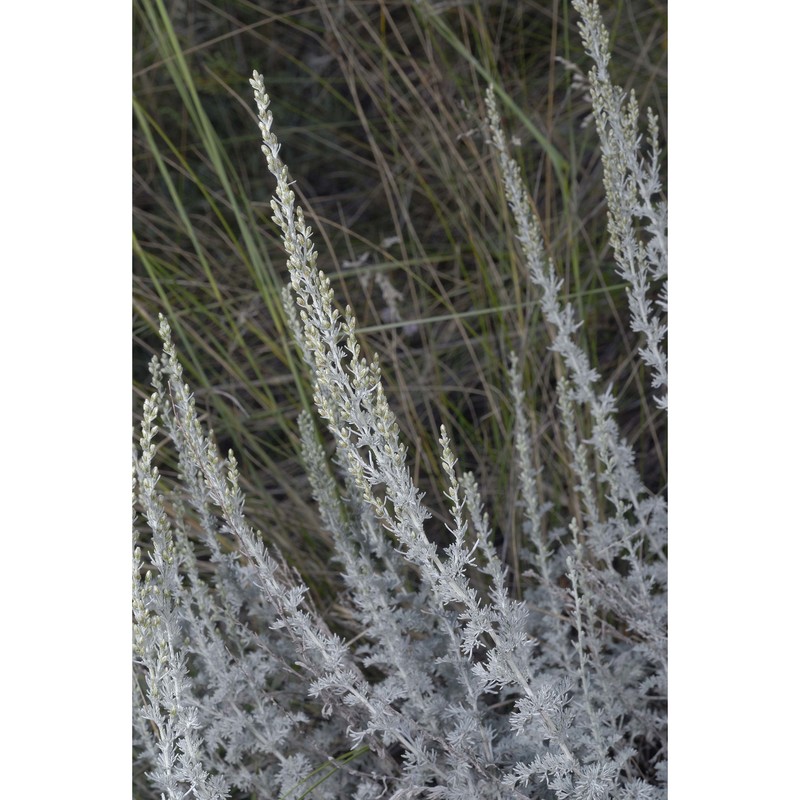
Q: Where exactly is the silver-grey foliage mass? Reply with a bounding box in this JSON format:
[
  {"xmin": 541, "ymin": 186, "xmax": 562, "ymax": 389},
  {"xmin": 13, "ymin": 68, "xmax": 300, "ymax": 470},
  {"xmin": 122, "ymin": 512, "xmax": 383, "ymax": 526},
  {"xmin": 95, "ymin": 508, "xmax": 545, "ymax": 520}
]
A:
[{"xmin": 133, "ymin": 2, "xmax": 667, "ymax": 797}]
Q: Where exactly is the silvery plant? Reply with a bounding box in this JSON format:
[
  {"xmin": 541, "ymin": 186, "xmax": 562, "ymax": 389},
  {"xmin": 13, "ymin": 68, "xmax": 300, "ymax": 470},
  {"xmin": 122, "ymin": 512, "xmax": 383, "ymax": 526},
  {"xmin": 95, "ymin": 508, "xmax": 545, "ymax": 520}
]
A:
[{"xmin": 132, "ymin": 1, "xmax": 667, "ymax": 797}]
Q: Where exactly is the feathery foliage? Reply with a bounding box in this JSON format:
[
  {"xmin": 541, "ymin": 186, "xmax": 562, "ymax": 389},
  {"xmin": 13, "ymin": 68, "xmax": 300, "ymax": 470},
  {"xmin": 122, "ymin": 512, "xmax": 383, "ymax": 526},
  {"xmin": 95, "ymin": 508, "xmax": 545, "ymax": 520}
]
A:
[{"xmin": 133, "ymin": 2, "xmax": 666, "ymax": 797}]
